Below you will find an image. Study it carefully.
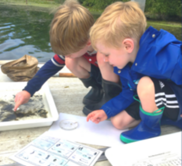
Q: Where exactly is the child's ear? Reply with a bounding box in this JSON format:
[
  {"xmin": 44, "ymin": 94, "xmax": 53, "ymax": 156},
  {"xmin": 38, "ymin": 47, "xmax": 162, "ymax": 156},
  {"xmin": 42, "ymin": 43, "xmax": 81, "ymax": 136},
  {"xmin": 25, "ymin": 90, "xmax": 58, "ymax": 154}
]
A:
[
  {"xmin": 86, "ymin": 39, "xmax": 92, "ymax": 46},
  {"xmin": 123, "ymin": 38, "xmax": 134, "ymax": 53}
]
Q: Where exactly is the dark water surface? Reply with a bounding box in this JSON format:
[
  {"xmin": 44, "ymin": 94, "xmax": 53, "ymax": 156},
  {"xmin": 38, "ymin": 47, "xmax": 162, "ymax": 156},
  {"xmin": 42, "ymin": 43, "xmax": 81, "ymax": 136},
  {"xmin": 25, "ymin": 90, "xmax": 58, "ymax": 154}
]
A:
[
  {"xmin": 0, "ymin": 5, "xmax": 181, "ymax": 62},
  {"xmin": 0, "ymin": 5, "xmax": 54, "ymax": 62}
]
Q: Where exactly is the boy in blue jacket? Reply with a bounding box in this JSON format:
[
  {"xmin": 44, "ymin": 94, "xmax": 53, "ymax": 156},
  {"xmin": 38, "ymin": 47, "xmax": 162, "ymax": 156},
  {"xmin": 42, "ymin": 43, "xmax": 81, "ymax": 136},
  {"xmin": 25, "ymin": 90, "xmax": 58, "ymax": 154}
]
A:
[
  {"xmin": 87, "ymin": 1, "xmax": 182, "ymax": 143},
  {"xmin": 13, "ymin": 0, "xmax": 122, "ymax": 115}
]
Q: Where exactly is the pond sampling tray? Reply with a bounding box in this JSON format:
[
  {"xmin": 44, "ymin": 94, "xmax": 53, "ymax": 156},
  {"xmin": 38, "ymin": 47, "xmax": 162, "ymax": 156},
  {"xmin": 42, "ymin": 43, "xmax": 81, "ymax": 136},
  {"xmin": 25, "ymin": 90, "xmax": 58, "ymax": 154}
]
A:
[{"xmin": 0, "ymin": 82, "xmax": 59, "ymax": 131}]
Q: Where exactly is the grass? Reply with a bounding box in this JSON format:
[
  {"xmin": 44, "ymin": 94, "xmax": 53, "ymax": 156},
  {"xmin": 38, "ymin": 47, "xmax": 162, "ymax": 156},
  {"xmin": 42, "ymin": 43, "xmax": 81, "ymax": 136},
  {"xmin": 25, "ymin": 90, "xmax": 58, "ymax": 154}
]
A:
[{"xmin": 147, "ymin": 21, "xmax": 181, "ymax": 28}]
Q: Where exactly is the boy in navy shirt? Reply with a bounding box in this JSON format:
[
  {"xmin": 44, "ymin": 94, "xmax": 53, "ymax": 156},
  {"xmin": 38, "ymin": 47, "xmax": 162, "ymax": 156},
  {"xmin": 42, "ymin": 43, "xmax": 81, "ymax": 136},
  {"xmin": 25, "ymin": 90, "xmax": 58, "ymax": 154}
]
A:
[{"xmin": 14, "ymin": 0, "xmax": 122, "ymax": 115}]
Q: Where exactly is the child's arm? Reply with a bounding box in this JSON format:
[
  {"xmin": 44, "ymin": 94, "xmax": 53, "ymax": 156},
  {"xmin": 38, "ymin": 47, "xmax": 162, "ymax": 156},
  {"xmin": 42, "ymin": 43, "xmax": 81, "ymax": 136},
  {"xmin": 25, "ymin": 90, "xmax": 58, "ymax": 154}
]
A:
[
  {"xmin": 24, "ymin": 55, "xmax": 65, "ymax": 96},
  {"xmin": 86, "ymin": 109, "xmax": 107, "ymax": 124},
  {"xmin": 87, "ymin": 89, "xmax": 134, "ymax": 124},
  {"xmin": 14, "ymin": 91, "xmax": 31, "ymax": 111},
  {"xmin": 14, "ymin": 54, "xmax": 65, "ymax": 111},
  {"xmin": 101, "ymin": 79, "xmax": 135, "ymax": 119},
  {"xmin": 87, "ymin": 78, "xmax": 135, "ymax": 123}
]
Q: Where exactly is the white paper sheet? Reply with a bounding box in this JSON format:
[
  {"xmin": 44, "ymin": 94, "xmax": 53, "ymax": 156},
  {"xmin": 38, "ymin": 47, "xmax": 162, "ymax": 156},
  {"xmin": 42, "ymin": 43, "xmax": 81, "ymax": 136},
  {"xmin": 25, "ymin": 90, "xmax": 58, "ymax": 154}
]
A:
[
  {"xmin": 48, "ymin": 113, "xmax": 127, "ymax": 147},
  {"xmin": 105, "ymin": 132, "xmax": 182, "ymax": 166}
]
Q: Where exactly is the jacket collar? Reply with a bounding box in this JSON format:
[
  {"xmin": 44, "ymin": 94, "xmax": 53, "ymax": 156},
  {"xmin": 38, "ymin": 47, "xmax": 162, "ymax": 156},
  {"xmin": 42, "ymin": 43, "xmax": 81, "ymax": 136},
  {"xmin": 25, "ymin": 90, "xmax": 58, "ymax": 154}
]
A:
[
  {"xmin": 131, "ymin": 26, "xmax": 178, "ymax": 72},
  {"xmin": 114, "ymin": 64, "xmax": 132, "ymax": 81}
]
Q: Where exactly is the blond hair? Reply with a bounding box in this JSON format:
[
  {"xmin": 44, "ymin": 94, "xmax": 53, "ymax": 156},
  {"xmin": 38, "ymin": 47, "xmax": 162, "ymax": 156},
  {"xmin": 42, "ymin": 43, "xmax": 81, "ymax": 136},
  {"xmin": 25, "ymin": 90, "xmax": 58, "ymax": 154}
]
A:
[
  {"xmin": 50, "ymin": 0, "xmax": 94, "ymax": 55},
  {"xmin": 90, "ymin": 1, "xmax": 147, "ymax": 49}
]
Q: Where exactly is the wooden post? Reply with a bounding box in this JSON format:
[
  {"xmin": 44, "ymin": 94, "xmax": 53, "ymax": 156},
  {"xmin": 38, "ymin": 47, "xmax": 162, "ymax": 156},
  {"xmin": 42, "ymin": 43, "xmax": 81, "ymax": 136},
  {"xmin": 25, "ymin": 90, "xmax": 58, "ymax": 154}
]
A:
[{"xmin": 131, "ymin": 0, "xmax": 146, "ymax": 11}]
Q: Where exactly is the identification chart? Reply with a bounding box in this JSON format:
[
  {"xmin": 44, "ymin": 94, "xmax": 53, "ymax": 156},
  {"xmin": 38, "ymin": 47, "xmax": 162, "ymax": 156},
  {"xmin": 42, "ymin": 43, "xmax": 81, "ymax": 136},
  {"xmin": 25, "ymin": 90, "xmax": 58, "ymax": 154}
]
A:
[{"xmin": 10, "ymin": 132, "xmax": 102, "ymax": 166}]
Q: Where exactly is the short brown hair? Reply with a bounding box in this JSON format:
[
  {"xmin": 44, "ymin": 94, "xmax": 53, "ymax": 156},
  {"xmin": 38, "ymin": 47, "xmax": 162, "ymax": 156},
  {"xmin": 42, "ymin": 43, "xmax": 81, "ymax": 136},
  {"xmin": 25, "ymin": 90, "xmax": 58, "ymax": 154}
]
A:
[
  {"xmin": 50, "ymin": 0, "xmax": 94, "ymax": 55},
  {"xmin": 90, "ymin": 1, "xmax": 146, "ymax": 49}
]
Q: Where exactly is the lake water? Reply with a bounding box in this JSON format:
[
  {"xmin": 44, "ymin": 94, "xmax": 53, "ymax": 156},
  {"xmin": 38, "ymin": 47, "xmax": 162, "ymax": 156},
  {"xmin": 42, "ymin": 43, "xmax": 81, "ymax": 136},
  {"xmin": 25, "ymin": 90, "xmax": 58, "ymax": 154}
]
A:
[{"xmin": 0, "ymin": 4, "xmax": 181, "ymax": 62}]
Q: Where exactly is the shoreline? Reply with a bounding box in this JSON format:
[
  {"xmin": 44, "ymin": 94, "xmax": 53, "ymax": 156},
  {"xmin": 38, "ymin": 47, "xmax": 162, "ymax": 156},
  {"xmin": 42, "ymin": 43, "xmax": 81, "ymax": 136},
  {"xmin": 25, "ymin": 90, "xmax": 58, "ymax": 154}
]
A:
[{"xmin": 1, "ymin": 1, "xmax": 181, "ymax": 26}]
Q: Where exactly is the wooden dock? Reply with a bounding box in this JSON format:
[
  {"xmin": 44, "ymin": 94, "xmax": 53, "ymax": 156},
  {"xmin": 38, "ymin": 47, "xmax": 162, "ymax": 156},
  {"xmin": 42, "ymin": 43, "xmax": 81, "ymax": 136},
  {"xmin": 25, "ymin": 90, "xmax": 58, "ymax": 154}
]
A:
[{"xmin": 0, "ymin": 67, "xmax": 181, "ymax": 166}]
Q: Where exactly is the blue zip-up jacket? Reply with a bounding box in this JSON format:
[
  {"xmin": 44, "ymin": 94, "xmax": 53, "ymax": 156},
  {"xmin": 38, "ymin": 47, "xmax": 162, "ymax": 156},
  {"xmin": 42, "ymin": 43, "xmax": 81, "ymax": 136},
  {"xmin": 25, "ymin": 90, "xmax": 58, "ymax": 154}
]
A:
[{"xmin": 102, "ymin": 26, "xmax": 182, "ymax": 120}]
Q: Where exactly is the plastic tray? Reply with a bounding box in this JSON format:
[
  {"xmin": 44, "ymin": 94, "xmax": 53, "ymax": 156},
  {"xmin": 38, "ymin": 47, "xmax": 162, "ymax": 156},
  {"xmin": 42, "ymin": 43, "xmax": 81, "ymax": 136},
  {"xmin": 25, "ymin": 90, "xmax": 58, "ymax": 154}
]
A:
[{"xmin": 0, "ymin": 82, "xmax": 59, "ymax": 131}]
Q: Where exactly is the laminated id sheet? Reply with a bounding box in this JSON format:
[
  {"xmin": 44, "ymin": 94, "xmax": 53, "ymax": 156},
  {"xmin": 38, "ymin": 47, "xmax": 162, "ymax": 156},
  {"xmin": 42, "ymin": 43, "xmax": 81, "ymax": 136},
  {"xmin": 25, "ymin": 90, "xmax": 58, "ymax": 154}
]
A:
[{"xmin": 10, "ymin": 132, "xmax": 102, "ymax": 166}]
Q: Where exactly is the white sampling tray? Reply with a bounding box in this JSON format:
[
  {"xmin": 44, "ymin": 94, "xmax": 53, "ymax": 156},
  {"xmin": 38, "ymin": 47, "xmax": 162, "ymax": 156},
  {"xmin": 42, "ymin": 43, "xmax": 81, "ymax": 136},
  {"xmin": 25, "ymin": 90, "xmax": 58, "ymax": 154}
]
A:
[{"xmin": 0, "ymin": 82, "xmax": 59, "ymax": 131}]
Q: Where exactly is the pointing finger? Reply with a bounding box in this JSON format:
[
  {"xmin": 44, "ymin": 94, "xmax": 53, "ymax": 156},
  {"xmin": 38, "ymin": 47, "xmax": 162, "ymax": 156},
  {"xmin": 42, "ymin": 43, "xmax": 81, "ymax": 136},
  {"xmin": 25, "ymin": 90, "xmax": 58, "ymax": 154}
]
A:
[
  {"xmin": 14, "ymin": 100, "xmax": 22, "ymax": 111},
  {"xmin": 86, "ymin": 113, "xmax": 93, "ymax": 122}
]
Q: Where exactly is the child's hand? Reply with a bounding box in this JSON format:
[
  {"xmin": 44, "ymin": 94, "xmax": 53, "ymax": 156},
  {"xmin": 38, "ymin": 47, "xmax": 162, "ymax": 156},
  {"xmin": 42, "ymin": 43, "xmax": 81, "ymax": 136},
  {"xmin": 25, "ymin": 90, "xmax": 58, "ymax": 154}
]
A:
[
  {"xmin": 14, "ymin": 91, "xmax": 31, "ymax": 111},
  {"xmin": 86, "ymin": 109, "xmax": 107, "ymax": 124}
]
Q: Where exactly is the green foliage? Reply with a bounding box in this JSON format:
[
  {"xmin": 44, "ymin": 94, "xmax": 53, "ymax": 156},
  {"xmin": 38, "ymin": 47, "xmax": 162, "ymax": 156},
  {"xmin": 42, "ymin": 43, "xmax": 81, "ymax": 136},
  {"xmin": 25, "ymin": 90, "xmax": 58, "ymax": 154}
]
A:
[
  {"xmin": 81, "ymin": 0, "xmax": 181, "ymax": 19},
  {"xmin": 79, "ymin": 0, "xmax": 85, "ymax": 4},
  {"xmin": 145, "ymin": 0, "xmax": 181, "ymax": 17},
  {"xmin": 94, "ymin": 0, "xmax": 117, "ymax": 9},
  {"xmin": 81, "ymin": 0, "xmax": 130, "ymax": 9},
  {"xmin": 82, "ymin": 0, "xmax": 95, "ymax": 7}
]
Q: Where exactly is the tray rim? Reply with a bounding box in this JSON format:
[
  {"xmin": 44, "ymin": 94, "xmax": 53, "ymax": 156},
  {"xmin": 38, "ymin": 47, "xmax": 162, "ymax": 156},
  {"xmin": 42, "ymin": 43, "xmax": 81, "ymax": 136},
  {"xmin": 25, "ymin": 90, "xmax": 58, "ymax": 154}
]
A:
[{"xmin": 0, "ymin": 82, "xmax": 59, "ymax": 130}]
